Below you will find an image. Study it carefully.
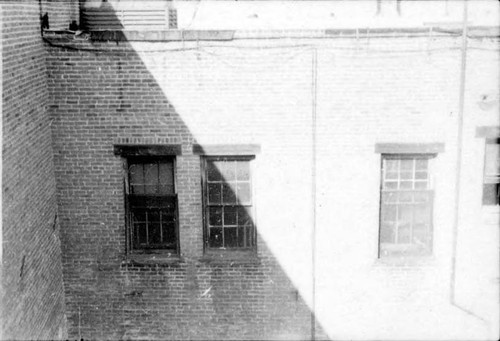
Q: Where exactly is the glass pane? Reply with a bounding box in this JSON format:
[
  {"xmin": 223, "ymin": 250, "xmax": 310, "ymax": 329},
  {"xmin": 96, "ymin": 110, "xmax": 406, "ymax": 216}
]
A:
[
  {"xmin": 384, "ymin": 181, "xmax": 398, "ymax": 190},
  {"xmin": 218, "ymin": 161, "xmax": 236, "ymax": 181},
  {"xmin": 414, "ymin": 191, "xmax": 430, "ymax": 202},
  {"xmin": 238, "ymin": 226, "xmax": 245, "ymax": 247},
  {"xmin": 399, "ymin": 192, "xmax": 413, "ymax": 202},
  {"xmin": 415, "ymin": 171, "xmax": 428, "ymax": 180},
  {"xmin": 207, "ymin": 161, "xmax": 222, "ymax": 181},
  {"xmin": 414, "ymin": 205, "xmax": 430, "ymax": 224},
  {"xmin": 385, "ymin": 159, "xmax": 398, "ymax": 172},
  {"xmin": 223, "ymin": 206, "xmax": 237, "ymax": 226},
  {"xmin": 398, "ymin": 224, "xmax": 411, "ymax": 243},
  {"xmin": 412, "ymin": 224, "xmax": 429, "ymax": 246},
  {"xmin": 144, "ymin": 163, "xmax": 158, "ymax": 185},
  {"xmin": 209, "ymin": 227, "xmax": 222, "ymax": 248},
  {"xmin": 400, "ymin": 159, "xmax": 413, "ymax": 171},
  {"xmin": 144, "ymin": 185, "xmax": 157, "ymax": 195},
  {"xmin": 485, "ymin": 143, "xmax": 500, "ymax": 176},
  {"xmin": 224, "ymin": 227, "xmax": 238, "ymax": 247},
  {"xmin": 415, "ymin": 181, "xmax": 428, "ymax": 189},
  {"xmin": 159, "ymin": 162, "xmax": 174, "ymax": 193},
  {"xmin": 246, "ymin": 225, "xmax": 254, "ymax": 247},
  {"xmin": 129, "ymin": 164, "xmax": 144, "ymax": 194},
  {"xmin": 385, "ymin": 171, "xmax": 398, "ymax": 180},
  {"xmin": 382, "ymin": 191, "xmax": 398, "ymax": 203},
  {"xmin": 236, "ymin": 161, "xmax": 250, "ymax": 181},
  {"xmin": 149, "ymin": 222, "xmax": 161, "ymax": 244},
  {"xmin": 380, "ymin": 222, "xmax": 395, "ymax": 243},
  {"xmin": 132, "ymin": 210, "xmax": 146, "ymax": 223},
  {"xmin": 382, "ymin": 205, "xmax": 397, "ymax": 222},
  {"xmin": 238, "ymin": 207, "xmax": 252, "ymax": 226},
  {"xmin": 415, "ymin": 159, "xmax": 428, "ymax": 171},
  {"xmin": 134, "ymin": 223, "xmax": 147, "ymax": 246},
  {"xmin": 208, "ymin": 184, "xmax": 222, "ymax": 204},
  {"xmin": 400, "ymin": 171, "xmax": 413, "ymax": 180},
  {"xmin": 482, "ymin": 183, "xmax": 500, "ymax": 205},
  {"xmin": 400, "ymin": 181, "xmax": 413, "ymax": 189},
  {"xmin": 162, "ymin": 222, "xmax": 176, "ymax": 245},
  {"xmin": 209, "ymin": 207, "xmax": 222, "ymax": 226},
  {"xmin": 148, "ymin": 210, "xmax": 160, "ymax": 222},
  {"xmin": 237, "ymin": 183, "xmax": 251, "ymax": 204},
  {"xmin": 222, "ymin": 183, "xmax": 237, "ymax": 204}
]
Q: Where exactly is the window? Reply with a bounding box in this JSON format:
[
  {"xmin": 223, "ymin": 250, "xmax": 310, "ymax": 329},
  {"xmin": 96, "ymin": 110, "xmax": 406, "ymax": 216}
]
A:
[
  {"xmin": 126, "ymin": 157, "xmax": 178, "ymax": 252},
  {"xmin": 483, "ymin": 139, "xmax": 500, "ymax": 206},
  {"xmin": 379, "ymin": 155, "xmax": 434, "ymax": 257},
  {"xmin": 202, "ymin": 157, "xmax": 255, "ymax": 250}
]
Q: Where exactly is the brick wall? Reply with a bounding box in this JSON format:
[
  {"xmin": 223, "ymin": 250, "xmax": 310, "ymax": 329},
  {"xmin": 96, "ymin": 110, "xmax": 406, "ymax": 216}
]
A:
[
  {"xmin": 1, "ymin": 2, "xmax": 67, "ymax": 340},
  {"xmin": 45, "ymin": 31, "xmax": 499, "ymax": 339}
]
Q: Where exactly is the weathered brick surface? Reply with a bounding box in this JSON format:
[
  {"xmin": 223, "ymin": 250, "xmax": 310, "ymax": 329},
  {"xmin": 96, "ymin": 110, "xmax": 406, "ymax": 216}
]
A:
[
  {"xmin": 1, "ymin": 2, "xmax": 67, "ymax": 340},
  {"xmin": 45, "ymin": 30, "xmax": 499, "ymax": 340}
]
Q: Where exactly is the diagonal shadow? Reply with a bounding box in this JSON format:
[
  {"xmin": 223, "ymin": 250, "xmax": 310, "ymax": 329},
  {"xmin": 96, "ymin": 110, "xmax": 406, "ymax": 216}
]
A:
[{"xmin": 47, "ymin": 1, "xmax": 327, "ymax": 340}]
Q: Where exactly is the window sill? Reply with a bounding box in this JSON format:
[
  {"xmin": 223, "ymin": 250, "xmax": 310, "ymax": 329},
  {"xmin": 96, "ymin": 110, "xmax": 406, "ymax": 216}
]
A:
[
  {"xmin": 124, "ymin": 252, "xmax": 183, "ymax": 266},
  {"xmin": 374, "ymin": 255, "xmax": 436, "ymax": 267},
  {"xmin": 200, "ymin": 249, "xmax": 260, "ymax": 265}
]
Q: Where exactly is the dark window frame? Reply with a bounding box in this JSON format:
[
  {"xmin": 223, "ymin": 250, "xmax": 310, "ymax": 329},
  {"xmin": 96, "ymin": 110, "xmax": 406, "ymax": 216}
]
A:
[
  {"xmin": 124, "ymin": 156, "xmax": 179, "ymax": 254},
  {"xmin": 482, "ymin": 138, "xmax": 500, "ymax": 206},
  {"xmin": 201, "ymin": 155, "xmax": 256, "ymax": 252},
  {"xmin": 378, "ymin": 153, "xmax": 435, "ymax": 258}
]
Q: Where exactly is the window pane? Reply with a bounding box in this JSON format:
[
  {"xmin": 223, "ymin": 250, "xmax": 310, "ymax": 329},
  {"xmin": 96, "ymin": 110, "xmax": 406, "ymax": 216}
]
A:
[
  {"xmin": 385, "ymin": 171, "xmax": 398, "ymax": 180},
  {"xmin": 208, "ymin": 184, "xmax": 222, "ymax": 204},
  {"xmin": 400, "ymin": 181, "xmax": 413, "ymax": 189},
  {"xmin": 400, "ymin": 159, "xmax": 413, "ymax": 171},
  {"xmin": 134, "ymin": 223, "xmax": 147, "ymax": 246},
  {"xmin": 159, "ymin": 162, "xmax": 174, "ymax": 194},
  {"xmin": 415, "ymin": 171, "xmax": 428, "ymax": 180},
  {"xmin": 246, "ymin": 226, "xmax": 254, "ymax": 247},
  {"xmin": 385, "ymin": 159, "xmax": 398, "ymax": 172},
  {"xmin": 398, "ymin": 224, "xmax": 411, "ymax": 244},
  {"xmin": 209, "ymin": 207, "xmax": 222, "ymax": 226},
  {"xmin": 129, "ymin": 164, "xmax": 144, "ymax": 194},
  {"xmin": 222, "ymin": 183, "xmax": 237, "ymax": 204},
  {"xmin": 415, "ymin": 159, "xmax": 428, "ymax": 171},
  {"xmin": 238, "ymin": 207, "xmax": 252, "ymax": 226},
  {"xmin": 149, "ymin": 222, "xmax": 161, "ymax": 245},
  {"xmin": 483, "ymin": 183, "xmax": 500, "ymax": 206},
  {"xmin": 384, "ymin": 181, "xmax": 398, "ymax": 190},
  {"xmin": 400, "ymin": 171, "xmax": 413, "ymax": 180},
  {"xmin": 223, "ymin": 206, "xmax": 237, "ymax": 226},
  {"xmin": 415, "ymin": 181, "xmax": 428, "ymax": 189},
  {"xmin": 380, "ymin": 222, "xmax": 395, "ymax": 243},
  {"xmin": 236, "ymin": 161, "xmax": 250, "ymax": 181},
  {"xmin": 207, "ymin": 161, "xmax": 222, "ymax": 181},
  {"xmin": 218, "ymin": 161, "xmax": 236, "ymax": 181},
  {"xmin": 382, "ymin": 205, "xmax": 397, "ymax": 222},
  {"xmin": 144, "ymin": 163, "xmax": 158, "ymax": 184},
  {"xmin": 132, "ymin": 210, "xmax": 146, "ymax": 223},
  {"xmin": 224, "ymin": 227, "xmax": 238, "ymax": 247},
  {"xmin": 237, "ymin": 183, "xmax": 251, "ymax": 204},
  {"xmin": 485, "ymin": 143, "xmax": 500, "ymax": 176},
  {"xmin": 238, "ymin": 226, "xmax": 245, "ymax": 247},
  {"xmin": 209, "ymin": 227, "xmax": 223, "ymax": 248},
  {"xmin": 162, "ymin": 222, "xmax": 176, "ymax": 246}
]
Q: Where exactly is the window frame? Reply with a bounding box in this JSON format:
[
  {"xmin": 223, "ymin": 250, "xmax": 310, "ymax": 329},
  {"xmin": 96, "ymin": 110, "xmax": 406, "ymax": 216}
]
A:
[
  {"xmin": 378, "ymin": 153, "xmax": 436, "ymax": 258},
  {"xmin": 124, "ymin": 156, "xmax": 180, "ymax": 255},
  {"xmin": 201, "ymin": 155, "xmax": 257, "ymax": 253}
]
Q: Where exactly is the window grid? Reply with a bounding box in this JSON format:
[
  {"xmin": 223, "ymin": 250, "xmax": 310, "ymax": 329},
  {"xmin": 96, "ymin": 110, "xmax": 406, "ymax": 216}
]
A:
[
  {"xmin": 127, "ymin": 158, "xmax": 178, "ymax": 252},
  {"xmin": 379, "ymin": 155, "xmax": 433, "ymax": 257},
  {"xmin": 204, "ymin": 157, "xmax": 255, "ymax": 250}
]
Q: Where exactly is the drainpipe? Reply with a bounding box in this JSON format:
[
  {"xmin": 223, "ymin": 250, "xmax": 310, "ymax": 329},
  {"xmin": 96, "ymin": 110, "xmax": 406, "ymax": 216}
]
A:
[
  {"xmin": 448, "ymin": 0, "xmax": 488, "ymax": 325},
  {"xmin": 310, "ymin": 47, "xmax": 318, "ymax": 341},
  {"xmin": 449, "ymin": 0, "xmax": 468, "ymax": 306}
]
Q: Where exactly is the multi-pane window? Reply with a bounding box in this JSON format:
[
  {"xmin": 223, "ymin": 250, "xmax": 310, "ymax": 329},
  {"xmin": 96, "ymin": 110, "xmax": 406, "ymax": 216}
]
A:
[
  {"xmin": 127, "ymin": 158, "xmax": 178, "ymax": 252},
  {"xmin": 483, "ymin": 139, "xmax": 500, "ymax": 206},
  {"xmin": 379, "ymin": 155, "xmax": 434, "ymax": 257},
  {"xmin": 203, "ymin": 157, "xmax": 255, "ymax": 250}
]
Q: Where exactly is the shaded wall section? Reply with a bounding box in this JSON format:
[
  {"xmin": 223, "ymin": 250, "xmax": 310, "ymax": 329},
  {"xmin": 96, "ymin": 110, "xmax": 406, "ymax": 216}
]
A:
[
  {"xmin": 45, "ymin": 34, "xmax": 318, "ymax": 339},
  {"xmin": 1, "ymin": 2, "xmax": 67, "ymax": 340}
]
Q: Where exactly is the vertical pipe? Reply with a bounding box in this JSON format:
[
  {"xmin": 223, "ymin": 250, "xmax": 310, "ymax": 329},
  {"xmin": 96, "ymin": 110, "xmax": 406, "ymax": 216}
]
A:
[
  {"xmin": 311, "ymin": 47, "xmax": 318, "ymax": 341},
  {"xmin": 450, "ymin": 0, "xmax": 468, "ymax": 304}
]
